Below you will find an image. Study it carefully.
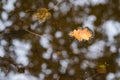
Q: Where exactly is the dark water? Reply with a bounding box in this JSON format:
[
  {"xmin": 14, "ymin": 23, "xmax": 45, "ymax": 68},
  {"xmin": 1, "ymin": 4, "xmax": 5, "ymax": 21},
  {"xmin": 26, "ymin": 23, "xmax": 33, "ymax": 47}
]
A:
[{"xmin": 0, "ymin": 0, "xmax": 120, "ymax": 80}]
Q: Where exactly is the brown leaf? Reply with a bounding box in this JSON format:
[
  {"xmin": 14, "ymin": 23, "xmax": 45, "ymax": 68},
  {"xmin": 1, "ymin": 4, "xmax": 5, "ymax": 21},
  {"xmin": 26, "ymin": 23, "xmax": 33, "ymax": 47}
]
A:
[
  {"xmin": 96, "ymin": 65, "xmax": 107, "ymax": 74},
  {"xmin": 32, "ymin": 8, "xmax": 51, "ymax": 22}
]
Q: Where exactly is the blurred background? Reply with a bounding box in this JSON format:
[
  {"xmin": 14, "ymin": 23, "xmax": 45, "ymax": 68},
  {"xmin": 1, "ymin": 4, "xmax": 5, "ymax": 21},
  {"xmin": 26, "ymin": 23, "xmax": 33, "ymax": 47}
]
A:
[{"xmin": 0, "ymin": 0, "xmax": 120, "ymax": 80}]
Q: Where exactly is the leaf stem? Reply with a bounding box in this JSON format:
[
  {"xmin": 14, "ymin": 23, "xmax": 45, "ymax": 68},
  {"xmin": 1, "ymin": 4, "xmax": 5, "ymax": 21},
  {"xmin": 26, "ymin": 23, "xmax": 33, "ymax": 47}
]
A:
[
  {"xmin": 25, "ymin": 29, "xmax": 41, "ymax": 37},
  {"xmin": 48, "ymin": 0, "xmax": 63, "ymax": 11}
]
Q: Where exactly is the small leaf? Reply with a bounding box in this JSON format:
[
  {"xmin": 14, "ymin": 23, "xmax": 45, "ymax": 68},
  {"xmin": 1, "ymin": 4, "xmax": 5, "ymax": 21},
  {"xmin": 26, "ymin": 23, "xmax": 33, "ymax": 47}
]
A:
[
  {"xmin": 56, "ymin": 51, "xmax": 62, "ymax": 56},
  {"xmin": 69, "ymin": 27, "xmax": 93, "ymax": 41},
  {"xmin": 96, "ymin": 64, "xmax": 107, "ymax": 74},
  {"xmin": 32, "ymin": 8, "xmax": 51, "ymax": 23}
]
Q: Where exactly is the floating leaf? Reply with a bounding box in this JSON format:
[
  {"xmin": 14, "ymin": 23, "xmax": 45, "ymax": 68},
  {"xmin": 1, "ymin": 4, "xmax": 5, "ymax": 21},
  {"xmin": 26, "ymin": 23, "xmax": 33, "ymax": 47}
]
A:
[
  {"xmin": 96, "ymin": 64, "xmax": 107, "ymax": 74},
  {"xmin": 32, "ymin": 8, "xmax": 51, "ymax": 23},
  {"xmin": 69, "ymin": 27, "xmax": 93, "ymax": 41},
  {"xmin": 56, "ymin": 51, "xmax": 62, "ymax": 56}
]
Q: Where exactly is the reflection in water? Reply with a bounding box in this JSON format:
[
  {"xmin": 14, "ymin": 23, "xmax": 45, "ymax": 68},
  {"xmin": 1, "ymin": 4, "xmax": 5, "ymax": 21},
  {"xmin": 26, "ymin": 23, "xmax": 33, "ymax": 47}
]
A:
[{"xmin": 0, "ymin": 0, "xmax": 120, "ymax": 80}]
